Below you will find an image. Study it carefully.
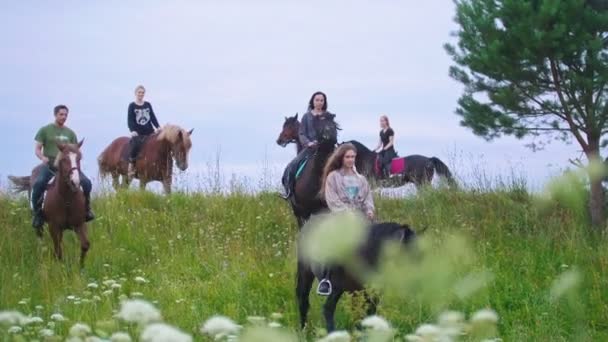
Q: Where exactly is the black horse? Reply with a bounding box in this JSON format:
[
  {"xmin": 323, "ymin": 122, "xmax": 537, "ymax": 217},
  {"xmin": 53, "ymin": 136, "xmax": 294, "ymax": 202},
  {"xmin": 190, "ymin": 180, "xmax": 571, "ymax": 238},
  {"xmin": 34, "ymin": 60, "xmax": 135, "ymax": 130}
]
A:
[
  {"xmin": 296, "ymin": 221, "xmax": 417, "ymax": 332},
  {"xmin": 286, "ymin": 113, "xmax": 339, "ymax": 228},
  {"xmin": 344, "ymin": 140, "xmax": 456, "ymax": 188}
]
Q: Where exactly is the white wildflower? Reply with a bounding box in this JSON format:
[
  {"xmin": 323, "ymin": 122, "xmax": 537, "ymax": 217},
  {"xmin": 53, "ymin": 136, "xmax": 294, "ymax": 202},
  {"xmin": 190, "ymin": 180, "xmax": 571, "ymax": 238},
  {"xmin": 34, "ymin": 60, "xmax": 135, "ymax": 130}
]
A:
[
  {"xmin": 50, "ymin": 313, "xmax": 67, "ymax": 321},
  {"xmin": 35, "ymin": 305, "xmax": 44, "ymax": 311},
  {"xmin": 405, "ymin": 334, "xmax": 423, "ymax": 342},
  {"xmin": 103, "ymin": 279, "xmax": 117, "ymax": 287},
  {"xmin": 87, "ymin": 282, "xmax": 99, "ymax": 289},
  {"xmin": 110, "ymin": 331, "xmax": 132, "ymax": 342},
  {"xmin": 69, "ymin": 323, "xmax": 92, "ymax": 337},
  {"xmin": 361, "ymin": 315, "xmax": 391, "ymax": 330},
  {"xmin": 131, "ymin": 292, "xmax": 144, "ymax": 298},
  {"xmin": 117, "ymin": 299, "xmax": 162, "ymax": 325},
  {"xmin": 141, "ymin": 323, "xmax": 192, "ymax": 342},
  {"xmin": 85, "ymin": 337, "xmax": 104, "ymax": 342},
  {"xmin": 550, "ymin": 269, "xmax": 581, "ymax": 301},
  {"xmin": 318, "ymin": 330, "xmax": 351, "ymax": 342},
  {"xmin": 8, "ymin": 326, "xmax": 22, "ymax": 334},
  {"xmin": 471, "ymin": 309, "xmax": 499, "ymax": 324},
  {"xmin": 134, "ymin": 276, "xmax": 148, "ymax": 284},
  {"xmin": 103, "ymin": 290, "xmax": 114, "ymax": 296},
  {"xmin": 0, "ymin": 311, "xmax": 28, "ymax": 325},
  {"xmin": 268, "ymin": 321, "xmax": 281, "ymax": 328},
  {"xmin": 415, "ymin": 324, "xmax": 441, "ymax": 339},
  {"xmin": 438, "ymin": 311, "xmax": 465, "ymax": 326},
  {"xmin": 301, "ymin": 211, "xmax": 367, "ymax": 264},
  {"xmin": 39, "ymin": 328, "xmax": 54, "ymax": 337},
  {"xmin": 25, "ymin": 316, "xmax": 44, "ymax": 325},
  {"xmin": 270, "ymin": 312, "xmax": 283, "ymax": 320},
  {"xmin": 67, "ymin": 295, "xmax": 76, "ymax": 301},
  {"xmin": 201, "ymin": 315, "xmax": 241, "ymax": 338},
  {"xmin": 93, "ymin": 296, "xmax": 102, "ymax": 302},
  {"xmin": 112, "ymin": 283, "xmax": 122, "ymax": 290}
]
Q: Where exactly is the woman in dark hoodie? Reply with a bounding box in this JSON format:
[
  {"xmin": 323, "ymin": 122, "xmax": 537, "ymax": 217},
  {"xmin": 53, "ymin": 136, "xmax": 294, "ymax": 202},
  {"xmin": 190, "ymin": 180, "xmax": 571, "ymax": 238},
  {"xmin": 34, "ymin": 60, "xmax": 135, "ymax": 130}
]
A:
[{"xmin": 281, "ymin": 91, "xmax": 333, "ymax": 198}]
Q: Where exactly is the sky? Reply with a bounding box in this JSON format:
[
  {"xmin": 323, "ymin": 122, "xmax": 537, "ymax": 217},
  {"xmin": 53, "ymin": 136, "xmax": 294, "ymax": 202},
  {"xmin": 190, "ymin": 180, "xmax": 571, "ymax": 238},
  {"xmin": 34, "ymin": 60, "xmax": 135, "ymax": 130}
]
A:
[{"xmin": 0, "ymin": 1, "xmax": 583, "ymax": 192}]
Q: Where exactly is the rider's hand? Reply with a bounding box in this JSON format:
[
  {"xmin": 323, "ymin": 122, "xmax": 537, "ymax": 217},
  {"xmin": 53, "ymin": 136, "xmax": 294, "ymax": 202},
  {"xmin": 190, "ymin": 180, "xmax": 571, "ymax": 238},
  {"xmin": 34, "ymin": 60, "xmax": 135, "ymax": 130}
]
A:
[
  {"xmin": 131, "ymin": 131, "xmax": 138, "ymax": 137},
  {"xmin": 41, "ymin": 156, "xmax": 49, "ymax": 164},
  {"xmin": 308, "ymin": 141, "xmax": 317, "ymax": 147}
]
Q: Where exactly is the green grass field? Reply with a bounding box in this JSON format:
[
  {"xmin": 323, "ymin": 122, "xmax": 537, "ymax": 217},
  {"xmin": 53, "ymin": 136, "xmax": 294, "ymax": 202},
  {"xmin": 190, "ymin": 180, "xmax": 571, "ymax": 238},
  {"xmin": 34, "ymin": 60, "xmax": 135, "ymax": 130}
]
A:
[{"xmin": 1, "ymin": 181, "xmax": 607, "ymax": 341}]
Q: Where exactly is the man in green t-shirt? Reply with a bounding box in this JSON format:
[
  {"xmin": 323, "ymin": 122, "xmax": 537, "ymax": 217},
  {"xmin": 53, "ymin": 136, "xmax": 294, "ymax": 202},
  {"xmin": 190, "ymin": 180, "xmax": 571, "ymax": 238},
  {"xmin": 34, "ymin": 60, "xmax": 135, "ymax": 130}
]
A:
[{"xmin": 31, "ymin": 105, "xmax": 95, "ymax": 230}]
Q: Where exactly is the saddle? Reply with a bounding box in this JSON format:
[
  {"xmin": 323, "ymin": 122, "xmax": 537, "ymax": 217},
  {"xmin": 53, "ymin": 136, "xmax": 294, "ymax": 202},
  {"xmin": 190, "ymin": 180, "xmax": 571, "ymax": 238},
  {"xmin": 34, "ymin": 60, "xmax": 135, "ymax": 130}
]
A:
[{"xmin": 374, "ymin": 155, "xmax": 407, "ymax": 177}]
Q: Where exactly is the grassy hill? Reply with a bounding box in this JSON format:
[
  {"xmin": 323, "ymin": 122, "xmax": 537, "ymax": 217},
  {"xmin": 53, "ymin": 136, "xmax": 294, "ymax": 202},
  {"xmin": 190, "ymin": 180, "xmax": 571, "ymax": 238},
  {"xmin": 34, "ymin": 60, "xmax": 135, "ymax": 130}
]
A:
[{"xmin": 0, "ymin": 185, "xmax": 607, "ymax": 341}]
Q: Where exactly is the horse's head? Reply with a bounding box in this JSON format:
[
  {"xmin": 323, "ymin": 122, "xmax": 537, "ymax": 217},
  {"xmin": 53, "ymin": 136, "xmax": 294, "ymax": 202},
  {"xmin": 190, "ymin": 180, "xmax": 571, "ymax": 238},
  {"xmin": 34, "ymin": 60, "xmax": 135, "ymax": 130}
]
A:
[
  {"xmin": 54, "ymin": 140, "xmax": 83, "ymax": 192},
  {"xmin": 314, "ymin": 113, "xmax": 340, "ymax": 145},
  {"xmin": 158, "ymin": 125, "xmax": 194, "ymax": 171},
  {"xmin": 276, "ymin": 113, "xmax": 300, "ymax": 147}
]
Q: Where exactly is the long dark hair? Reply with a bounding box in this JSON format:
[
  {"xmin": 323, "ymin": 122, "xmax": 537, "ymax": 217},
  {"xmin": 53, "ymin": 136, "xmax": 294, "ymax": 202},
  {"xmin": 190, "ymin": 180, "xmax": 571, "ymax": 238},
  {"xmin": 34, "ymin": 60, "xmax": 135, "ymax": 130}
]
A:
[
  {"xmin": 308, "ymin": 91, "xmax": 328, "ymax": 111},
  {"xmin": 320, "ymin": 143, "xmax": 357, "ymax": 197}
]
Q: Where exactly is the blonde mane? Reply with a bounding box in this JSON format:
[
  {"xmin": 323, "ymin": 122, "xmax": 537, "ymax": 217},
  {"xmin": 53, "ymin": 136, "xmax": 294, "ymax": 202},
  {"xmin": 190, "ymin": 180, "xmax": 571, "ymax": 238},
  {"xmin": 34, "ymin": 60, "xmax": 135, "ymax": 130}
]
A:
[{"xmin": 157, "ymin": 124, "xmax": 192, "ymax": 148}]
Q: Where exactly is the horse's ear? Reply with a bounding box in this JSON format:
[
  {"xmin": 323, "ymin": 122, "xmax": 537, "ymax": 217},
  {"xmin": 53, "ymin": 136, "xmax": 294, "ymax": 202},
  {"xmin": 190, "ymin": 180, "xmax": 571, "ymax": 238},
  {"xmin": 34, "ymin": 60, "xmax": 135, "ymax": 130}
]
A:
[
  {"xmin": 295, "ymin": 113, "xmax": 299, "ymax": 120},
  {"xmin": 177, "ymin": 130, "xmax": 183, "ymax": 141},
  {"xmin": 188, "ymin": 128, "xmax": 194, "ymax": 136},
  {"xmin": 78, "ymin": 138, "xmax": 84, "ymax": 148}
]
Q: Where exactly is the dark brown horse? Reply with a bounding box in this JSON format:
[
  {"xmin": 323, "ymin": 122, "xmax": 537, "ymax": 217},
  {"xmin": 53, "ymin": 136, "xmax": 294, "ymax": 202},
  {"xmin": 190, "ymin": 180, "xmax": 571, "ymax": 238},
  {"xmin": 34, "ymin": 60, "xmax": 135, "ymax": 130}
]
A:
[
  {"xmin": 9, "ymin": 141, "xmax": 90, "ymax": 267},
  {"xmin": 297, "ymin": 222, "xmax": 417, "ymax": 331},
  {"xmin": 276, "ymin": 113, "xmax": 303, "ymax": 154},
  {"xmin": 286, "ymin": 113, "xmax": 339, "ymax": 228},
  {"xmin": 344, "ymin": 140, "xmax": 457, "ymax": 189},
  {"xmin": 98, "ymin": 124, "xmax": 193, "ymax": 194}
]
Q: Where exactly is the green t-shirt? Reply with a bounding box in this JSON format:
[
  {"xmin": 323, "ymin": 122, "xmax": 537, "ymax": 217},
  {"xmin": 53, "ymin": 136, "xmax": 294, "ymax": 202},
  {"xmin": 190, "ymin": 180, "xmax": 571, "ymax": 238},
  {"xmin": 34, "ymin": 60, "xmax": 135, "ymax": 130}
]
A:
[{"xmin": 34, "ymin": 124, "xmax": 77, "ymax": 160}]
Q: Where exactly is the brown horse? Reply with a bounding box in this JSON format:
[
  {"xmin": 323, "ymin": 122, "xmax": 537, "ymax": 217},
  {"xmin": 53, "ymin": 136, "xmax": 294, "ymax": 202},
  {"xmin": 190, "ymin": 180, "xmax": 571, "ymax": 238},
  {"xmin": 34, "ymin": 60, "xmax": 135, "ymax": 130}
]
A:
[
  {"xmin": 9, "ymin": 141, "xmax": 90, "ymax": 267},
  {"xmin": 276, "ymin": 113, "xmax": 303, "ymax": 154},
  {"xmin": 98, "ymin": 124, "xmax": 193, "ymax": 194}
]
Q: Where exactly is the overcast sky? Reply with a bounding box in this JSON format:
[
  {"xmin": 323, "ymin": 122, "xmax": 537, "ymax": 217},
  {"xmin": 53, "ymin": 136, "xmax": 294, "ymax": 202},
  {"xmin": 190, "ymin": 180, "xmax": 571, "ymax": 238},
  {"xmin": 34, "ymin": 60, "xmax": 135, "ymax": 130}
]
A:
[{"xmin": 0, "ymin": 1, "xmax": 582, "ymax": 191}]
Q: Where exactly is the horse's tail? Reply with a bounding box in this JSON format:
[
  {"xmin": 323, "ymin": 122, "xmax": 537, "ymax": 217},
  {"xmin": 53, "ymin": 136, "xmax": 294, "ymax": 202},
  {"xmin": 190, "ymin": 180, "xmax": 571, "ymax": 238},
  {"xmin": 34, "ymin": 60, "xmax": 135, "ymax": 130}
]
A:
[
  {"xmin": 7, "ymin": 175, "xmax": 31, "ymax": 194},
  {"xmin": 97, "ymin": 150, "xmax": 110, "ymax": 179},
  {"xmin": 429, "ymin": 157, "xmax": 457, "ymax": 187}
]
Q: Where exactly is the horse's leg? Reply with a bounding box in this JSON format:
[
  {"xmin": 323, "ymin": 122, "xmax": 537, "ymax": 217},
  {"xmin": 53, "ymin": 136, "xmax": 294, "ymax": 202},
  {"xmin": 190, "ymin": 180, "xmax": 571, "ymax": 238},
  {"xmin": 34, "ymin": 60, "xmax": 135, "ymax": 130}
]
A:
[
  {"xmin": 49, "ymin": 224, "xmax": 63, "ymax": 261},
  {"xmin": 76, "ymin": 224, "xmax": 90, "ymax": 269},
  {"xmin": 111, "ymin": 172, "xmax": 120, "ymax": 190},
  {"xmin": 296, "ymin": 261, "xmax": 315, "ymax": 329},
  {"xmin": 162, "ymin": 177, "xmax": 172, "ymax": 195},
  {"xmin": 139, "ymin": 179, "xmax": 147, "ymax": 191},
  {"xmin": 364, "ymin": 291, "xmax": 379, "ymax": 316},
  {"xmin": 323, "ymin": 288, "xmax": 344, "ymax": 332}
]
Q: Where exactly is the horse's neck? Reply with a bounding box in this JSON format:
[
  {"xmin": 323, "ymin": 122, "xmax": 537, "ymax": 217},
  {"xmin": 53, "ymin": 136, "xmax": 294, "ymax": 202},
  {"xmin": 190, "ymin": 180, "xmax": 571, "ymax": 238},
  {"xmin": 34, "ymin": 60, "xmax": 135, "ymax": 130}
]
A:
[
  {"xmin": 295, "ymin": 141, "xmax": 303, "ymax": 154},
  {"xmin": 55, "ymin": 168, "xmax": 74, "ymax": 198},
  {"xmin": 149, "ymin": 138, "xmax": 173, "ymax": 166},
  {"xmin": 311, "ymin": 145, "xmax": 333, "ymax": 172}
]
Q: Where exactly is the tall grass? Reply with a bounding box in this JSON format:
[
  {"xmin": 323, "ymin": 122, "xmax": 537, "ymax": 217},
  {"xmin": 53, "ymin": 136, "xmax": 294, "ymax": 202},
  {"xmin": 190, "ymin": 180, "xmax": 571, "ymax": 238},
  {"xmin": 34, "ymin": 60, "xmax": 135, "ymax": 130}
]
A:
[{"xmin": 0, "ymin": 171, "xmax": 607, "ymax": 340}]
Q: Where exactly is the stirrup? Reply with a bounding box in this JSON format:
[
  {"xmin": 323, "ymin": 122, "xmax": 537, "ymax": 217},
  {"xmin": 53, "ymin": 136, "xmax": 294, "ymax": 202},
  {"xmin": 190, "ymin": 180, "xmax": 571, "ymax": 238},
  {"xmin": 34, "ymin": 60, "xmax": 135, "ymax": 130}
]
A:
[{"xmin": 316, "ymin": 279, "xmax": 332, "ymax": 296}]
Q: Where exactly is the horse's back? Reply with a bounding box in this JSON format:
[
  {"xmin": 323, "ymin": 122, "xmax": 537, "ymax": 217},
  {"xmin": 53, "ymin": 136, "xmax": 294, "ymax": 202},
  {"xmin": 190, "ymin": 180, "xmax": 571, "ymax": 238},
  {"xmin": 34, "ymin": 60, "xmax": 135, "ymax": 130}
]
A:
[{"xmin": 98, "ymin": 136, "xmax": 129, "ymax": 171}]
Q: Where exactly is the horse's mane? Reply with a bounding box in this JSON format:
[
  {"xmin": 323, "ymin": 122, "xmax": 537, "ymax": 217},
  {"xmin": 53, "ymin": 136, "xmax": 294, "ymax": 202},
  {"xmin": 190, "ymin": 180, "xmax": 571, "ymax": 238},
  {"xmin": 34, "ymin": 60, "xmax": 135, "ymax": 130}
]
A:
[
  {"xmin": 343, "ymin": 140, "xmax": 372, "ymax": 154},
  {"xmin": 158, "ymin": 124, "xmax": 192, "ymax": 148}
]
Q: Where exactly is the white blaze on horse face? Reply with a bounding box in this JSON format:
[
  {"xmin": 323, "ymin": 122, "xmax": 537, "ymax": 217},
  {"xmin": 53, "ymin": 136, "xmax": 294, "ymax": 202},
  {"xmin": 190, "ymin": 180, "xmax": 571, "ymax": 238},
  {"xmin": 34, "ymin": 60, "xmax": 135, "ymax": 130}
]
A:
[{"xmin": 69, "ymin": 152, "xmax": 80, "ymax": 187}]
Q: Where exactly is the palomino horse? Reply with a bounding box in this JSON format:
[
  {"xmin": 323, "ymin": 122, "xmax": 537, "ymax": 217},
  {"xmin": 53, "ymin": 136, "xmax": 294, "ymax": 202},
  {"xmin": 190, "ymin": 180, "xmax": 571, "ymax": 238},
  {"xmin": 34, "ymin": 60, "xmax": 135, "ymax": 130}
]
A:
[
  {"xmin": 276, "ymin": 113, "xmax": 303, "ymax": 154},
  {"xmin": 98, "ymin": 124, "xmax": 193, "ymax": 194},
  {"xmin": 297, "ymin": 221, "xmax": 417, "ymax": 331},
  {"xmin": 9, "ymin": 141, "xmax": 91, "ymax": 267},
  {"xmin": 286, "ymin": 113, "xmax": 339, "ymax": 228},
  {"xmin": 344, "ymin": 140, "xmax": 457, "ymax": 188}
]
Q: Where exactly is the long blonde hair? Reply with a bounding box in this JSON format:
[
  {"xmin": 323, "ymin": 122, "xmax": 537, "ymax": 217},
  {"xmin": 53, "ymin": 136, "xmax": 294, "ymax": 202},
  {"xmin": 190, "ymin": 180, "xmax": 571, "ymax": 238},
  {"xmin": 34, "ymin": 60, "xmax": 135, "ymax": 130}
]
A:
[{"xmin": 320, "ymin": 143, "xmax": 357, "ymax": 197}]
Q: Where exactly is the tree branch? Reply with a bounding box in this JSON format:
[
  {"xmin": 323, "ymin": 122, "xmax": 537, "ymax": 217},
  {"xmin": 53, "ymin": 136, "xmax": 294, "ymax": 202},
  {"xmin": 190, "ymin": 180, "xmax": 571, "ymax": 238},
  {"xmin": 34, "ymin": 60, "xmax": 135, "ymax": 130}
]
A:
[{"xmin": 549, "ymin": 58, "xmax": 590, "ymax": 151}]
